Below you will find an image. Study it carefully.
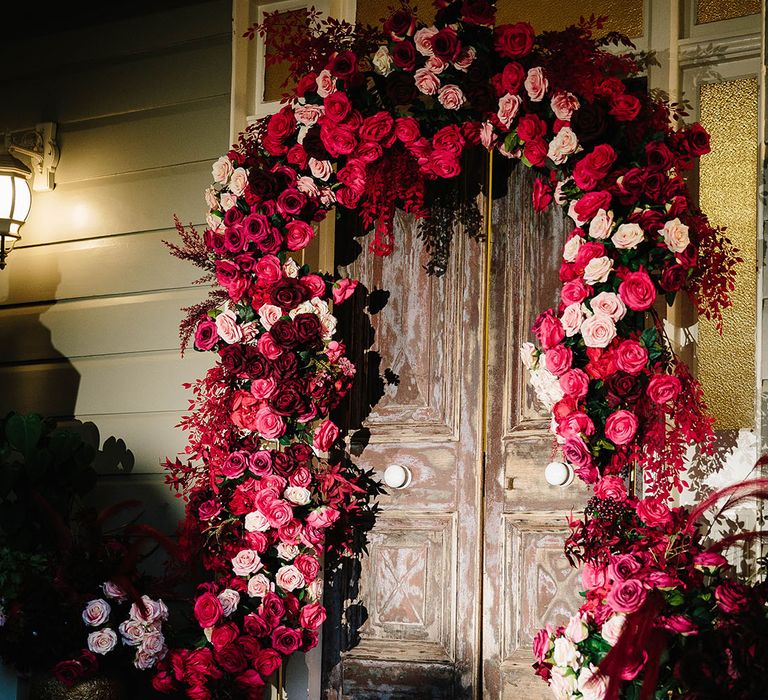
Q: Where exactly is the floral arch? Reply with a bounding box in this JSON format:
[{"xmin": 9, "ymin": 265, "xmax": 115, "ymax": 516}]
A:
[{"xmin": 69, "ymin": 1, "xmax": 759, "ymax": 697}]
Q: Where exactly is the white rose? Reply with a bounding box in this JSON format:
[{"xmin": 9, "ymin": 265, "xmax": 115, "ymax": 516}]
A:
[
  {"xmin": 119, "ymin": 619, "xmax": 145, "ymax": 646},
  {"xmin": 275, "ymin": 564, "xmax": 306, "ymax": 592},
  {"xmin": 565, "ymin": 615, "xmax": 588, "ymax": 643},
  {"xmin": 590, "ymin": 292, "xmax": 626, "ymax": 321},
  {"xmin": 283, "ymin": 258, "xmax": 300, "ymax": 278},
  {"xmin": 218, "ymin": 588, "xmax": 241, "ymax": 617},
  {"xmin": 284, "ymin": 486, "xmax": 311, "ymax": 505},
  {"xmin": 554, "ymin": 178, "xmax": 571, "ymax": 205},
  {"xmin": 229, "ymin": 167, "xmax": 248, "ymax": 197},
  {"xmin": 320, "ymin": 312, "xmax": 337, "ymax": 339},
  {"xmin": 216, "ymin": 309, "xmax": 243, "ymax": 344},
  {"xmin": 258, "ymin": 303, "xmax": 283, "ymax": 330},
  {"xmin": 588, "ymin": 208, "xmax": 613, "ymax": 239},
  {"xmin": 600, "ymin": 613, "xmax": 626, "ymax": 646},
  {"xmin": 549, "ymin": 667, "xmax": 578, "ymax": 700},
  {"xmin": 309, "ymin": 158, "xmax": 332, "ymax": 181},
  {"xmin": 277, "ymin": 543, "xmax": 299, "ymax": 560},
  {"xmin": 88, "ymin": 628, "xmax": 118, "ymax": 655},
  {"xmin": 560, "ymin": 302, "xmax": 584, "ymax": 337},
  {"xmin": 660, "ymin": 217, "xmax": 690, "ymax": 253},
  {"xmin": 244, "ymin": 510, "xmax": 270, "ymax": 532},
  {"xmin": 612, "ymin": 222, "xmax": 644, "ymax": 249},
  {"xmin": 529, "ymin": 367, "xmax": 564, "ymax": 410},
  {"xmin": 520, "ymin": 341, "xmax": 539, "ymax": 370},
  {"xmin": 372, "ymin": 45, "xmax": 393, "ymax": 75},
  {"xmin": 414, "ymin": 26, "xmax": 438, "ymax": 56},
  {"xmin": 211, "ymin": 156, "xmax": 233, "ymax": 185},
  {"xmin": 580, "ymin": 313, "xmax": 617, "ymax": 348},
  {"xmin": 414, "ymin": 68, "xmax": 441, "ymax": 95},
  {"xmin": 206, "ymin": 213, "xmax": 224, "ymax": 233},
  {"xmin": 562, "ymin": 235, "xmax": 582, "ymax": 262},
  {"xmin": 578, "ymin": 664, "xmax": 609, "ymax": 700},
  {"xmin": 437, "ymin": 84, "xmax": 466, "ymax": 110},
  {"xmin": 232, "ymin": 549, "xmax": 263, "ymax": 577},
  {"xmin": 307, "ymin": 577, "xmax": 324, "ymax": 602},
  {"xmin": 247, "ymin": 573, "xmax": 274, "ymax": 599},
  {"xmin": 583, "ymin": 256, "xmax": 613, "ymax": 284},
  {"xmin": 134, "ymin": 647, "xmax": 160, "ymax": 670},
  {"xmin": 547, "ymin": 126, "xmax": 580, "ymax": 164},
  {"xmin": 315, "ymin": 69, "xmax": 336, "ymax": 97},
  {"xmin": 141, "ymin": 630, "xmax": 166, "ymax": 656},
  {"xmin": 82, "ymin": 599, "xmax": 111, "ymax": 627},
  {"xmin": 552, "ymin": 635, "xmax": 580, "ymax": 668},
  {"xmin": 497, "ymin": 93, "xmax": 522, "ymax": 129}
]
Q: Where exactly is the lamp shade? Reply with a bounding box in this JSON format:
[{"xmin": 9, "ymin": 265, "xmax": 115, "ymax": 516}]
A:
[{"xmin": 0, "ymin": 152, "xmax": 32, "ymax": 269}]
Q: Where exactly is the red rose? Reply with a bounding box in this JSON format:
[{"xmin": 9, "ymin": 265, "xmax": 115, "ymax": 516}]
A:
[
  {"xmin": 243, "ymin": 613, "xmax": 270, "ymax": 638},
  {"xmin": 324, "ymin": 92, "xmax": 351, "ymax": 123},
  {"xmin": 524, "ymin": 138, "xmax": 547, "ymax": 166},
  {"xmin": 618, "ymin": 268, "xmax": 656, "ymax": 311},
  {"xmin": 645, "ymin": 141, "xmax": 675, "ymax": 171},
  {"xmin": 391, "ymin": 39, "xmax": 416, "ymax": 70},
  {"xmin": 572, "ymin": 190, "xmax": 612, "ymax": 222},
  {"xmin": 494, "ymin": 22, "xmax": 535, "ymax": 58},
  {"xmin": 647, "ymin": 374, "xmax": 682, "ymax": 404},
  {"xmin": 610, "ymin": 93, "xmax": 641, "ymax": 121},
  {"xmin": 715, "ymin": 581, "xmax": 749, "ymax": 614},
  {"xmin": 360, "ymin": 112, "xmax": 395, "ymax": 143},
  {"xmin": 560, "ymin": 278, "xmax": 591, "ymax": 305},
  {"xmin": 432, "ymin": 125, "xmax": 464, "ymax": 155},
  {"xmin": 544, "ymin": 345, "xmax": 572, "ymax": 376},
  {"xmin": 194, "ymin": 592, "xmax": 224, "ymax": 629},
  {"xmin": 573, "ymin": 144, "xmax": 617, "ymax": 190},
  {"xmin": 187, "ymin": 686, "xmax": 212, "ymax": 700},
  {"xmin": 194, "ymin": 319, "xmax": 218, "ymax": 351},
  {"xmin": 53, "ymin": 660, "xmax": 87, "ymax": 688},
  {"xmin": 636, "ymin": 497, "xmax": 672, "ymax": 527},
  {"xmin": 271, "ymin": 626, "xmax": 302, "ymax": 655},
  {"xmin": 499, "ymin": 61, "xmax": 525, "ymax": 94},
  {"xmin": 356, "ymin": 140, "xmax": 383, "ymax": 162},
  {"xmin": 608, "ymin": 554, "xmax": 642, "ymax": 581},
  {"xmin": 532, "ymin": 178, "xmax": 553, "ymax": 212},
  {"xmin": 296, "ymin": 72, "xmax": 318, "ymax": 97},
  {"xmin": 383, "ymin": 8, "xmax": 415, "ymax": 39},
  {"xmin": 266, "ymin": 106, "xmax": 296, "ymax": 141},
  {"xmin": 685, "ymin": 122, "xmax": 711, "ymax": 156},
  {"xmin": 320, "ymin": 123, "xmax": 357, "ymax": 158},
  {"xmin": 286, "ymin": 144, "xmax": 307, "ymax": 169},
  {"xmin": 254, "ymin": 649, "xmax": 283, "ymax": 677},
  {"xmin": 604, "ymin": 409, "xmax": 638, "ymax": 445},
  {"xmin": 430, "ymin": 27, "xmax": 460, "ymax": 62},
  {"xmin": 299, "ymin": 602, "xmax": 327, "ymax": 630},
  {"xmin": 151, "ymin": 671, "xmax": 177, "ymax": 693},
  {"xmin": 428, "ymin": 149, "xmax": 461, "ymax": 179},
  {"xmin": 615, "ymin": 339, "xmax": 648, "ymax": 375},
  {"xmin": 236, "ymin": 669, "xmax": 265, "ymax": 695},
  {"xmin": 337, "ymin": 158, "xmax": 367, "ymax": 193},
  {"xmin": 395, "ymin": 116, "xmax": 420, "ymax": 144},
  {"xmin": 328, "ymin": 50, "xmax": 357, "ymax": 79},
  {"xmin": 516, "ymin": 113, "xmax": 546, "ymax": 142},
  {"xmin": 594, "ymin": 475, "xmax": 627, "ymax": 501},
  {"xmin": 216, "ymin": 643, "xmax": 247, "ymax": 674},
  {"xmin": 607, "ymin": 578, "xmax": 646, "ymax": 613},
  {"xmin": 617, "ymin": 167, "xmax": 647, "ymax": 204},
  {"xmin": 211, "ymin": 623, "xmax": 239, "ymax": 651},
  {"xmin": 461, "ymin": 0, "xmax": 495, "ymax": 26}
]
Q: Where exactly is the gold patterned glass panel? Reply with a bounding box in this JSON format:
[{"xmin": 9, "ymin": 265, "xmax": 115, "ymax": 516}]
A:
[
  {"xmin": 697, "ymin": 0, "xmax": 760, "ymax": 24},
  {"xmin": 356, "ymin": 0, "xmax": 644, "ymax": 37},
  {"xmin": 698, "ymin": 78, "xmax": 759, "ymax": 430}
]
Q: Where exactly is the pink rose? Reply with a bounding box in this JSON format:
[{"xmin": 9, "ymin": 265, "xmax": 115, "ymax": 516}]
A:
[
  {"xmin": 550, "ymin": 90, "xmax": 579, "ymax": 120},
  {"xmin": 262, "ymin": 499, "xmax": 293, "ymax": 528},
  {"xmin": 647, "ymin": 374, "xmax": 681, "ymax": 404},
  {"xmin": 497, "ymin": 93, "xmax": 522, "ymax": 128},
  {"xmin": 607, "ymin": 579, "xmax": 646, "ymax": 613},
  {"xmin": 562, "ymin": 436, "xmax": 592, "ymax": 468},
  {"xmin": 414, "ymin": 68, "xmax": 441, "ymax": 95},
  {"xmin": 254, "ymin": 255, "xmax": 282, "ymax": 287},
  {"xmin": 299, "ymin": 602, "xmax": 326, "ymax": 630},
  {"xmin": 660, "ymin": 615, "xmax": 698, "ymax": 636},
  {"xmin": 253, "ymin": 406, "xmax": 285, "ymax": 440},
  {"xmin": 231, "ymin": 549, "xmax": 263, "ymax": 577},
  {"xmin": 561, "ymin": 278, "xmax": 590, "ymax": 305},
  {"xmin": 272, "ymin": 626, "xmax": 302, "ymax": 655},
  {"xmin": 544, "ymin": 345, "xmax": 572, "ymax": 376},
  {"xmin": 615, "ymin": 340, "xmax": 648, "ymax": 375},
  {"xmin": 524, "ymin": 66, "xmax": 548, "ymax": 101},
  {"xmin": 306, "ymin": 506, "xmax": 340, "ymax": 529},
  {"xmin": 333, "ymin": 278, "xmax": 358, "ymax": 304},
  {"xmin": 313, "ymin": 419, "xmax": 339, "ymax": 451},
  {"xmin": 580, "ymin": 313, "xmax": 616, "ymax": 348},
  {"xmin": 532, "ymin": 626, "xmax": 552, "ymax": 662},
  {"xmin": 636, "ymin": 498, "xmax": 672, "ymax": 527},
  {"xmin": 294, "ymin": 553, "xmax": 320, "ymax": 582},
  {"xmin": 559, "ymin": 369, "xmax": 589, "ymax": 399},
  {"xmin": 309, "ymin": 158, "xmax": 332, "ymax": 181},
  {"xmin": 315, "ymin": 69, "xmax": 336, "ymax": 97},
  {"xmin": 275, "ymin": 564, "xmax": 306, "ymax": 592},
  {"xmin": 285, "ymin": 220, "xmax": 315, "ymax": 251},
  {"xmin": 558, "ymin": 412, "xmax": 595, "ymax": 440},
  {"xmin": 82, "ymin": 599, "xmax": 111, "ymax": 627},
  {"xmin": 258, "ymin": 303, "xmax": 282, "ymax": 330},
  {"xmin": 257, "ymin": 333, "xmax": 282, "ymax": 359},
  {"xmin": 532, "ymin": 310, "xmax": 564, "ymax": 350},
  {"xmin": 608, "ymin": 554, "xmax": 642, "ymax": 581},
  {"xmin": 715, "ymin": 581, "xmax": 749, "ymax": 614},
  {"xmin": 251, "ymin": 377, "xmax": 278, "ymax": 400},
  {"xmin": 216, "ymin": 309, "xmax": 242, "ymax": 344},
  {"xmin": 560, "ymin": 302, "xmax": 583, "ymax": 336},
  {"xmin": 693, "ymin": 552, "xmax": 728, "ymax": 571},
  {"xmin": 594, "ymin": 476, "xmax": 627, "ymax": 501},
  {"xmin": 604, "ymin": 410, "xmax": 638, "ymax": 445},
  {"xmin": 582, "ymin": 562, "xmax": 607, "ymax": 590},
  {"xmin": 437, "ymin": 84, "xmax": 466, "ymax": 110},
  {"xmin": 194, "ymin": 319, "xmax": 218, "ymax": 351},
  {"xmin": 87, "ymin": 628, "xmax": 117, "ymax": 655},
  {"xmin": 590, "ymin": 291, "xmax": 625, "ymax": 321},
  {"xmin": 618, "ymin": 269, "xmax": 656, "ymax": 311}
]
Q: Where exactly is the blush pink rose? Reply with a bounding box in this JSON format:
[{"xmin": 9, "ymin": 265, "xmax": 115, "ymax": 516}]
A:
[
  {"xmin": 216, "ymin": 309, "xmax": 243, "ymax": 344},
  {"xmin": 275, "ymin": 564, "xmax": 306, "ymax": 592},
  {"xmin": 414, "ymin": 68, "xmax": 441, "ymax": 95},
  {"xmin": 560, "ymin": 303, "xmax": 584, "ymax": 337},
  {"xmin": 437, "ymin": 84, "xmax": 466, "ymax": 110},
  {"xmin": 582, "ymin": 562, "xmax": 607, "ymax": 590},
  {"xmin": 590, "ymin": 291, "xmax": 626, "ymax": 321},
  {"xmin": 258, "ymin": 304, "xmax": 282, "ymax": 330},
  {"xmin": 82, "ymin": 599, "xmax": 111, "ymax": 627},
  {"xmin": 497, "ymin": 93, "xmax": 522, "ymax": 128},
  {"xmin": 253, "ymin": 406, "xmax": 286, "ymax": 440},
  {"xmin": 550, "ymin": 90, "xmax": 579, "ymax": 120},
  {"xmin": 580, "ymin": 313, "xmax": 616, "ymax": 348},
  {"xmin": 615, "ymin": 339, "xmax": 648, "ymax": 375},
  {"xmin": 532, "ymin": 626, "xmax": 552, "ymax": 662},
  {"xmin": 607, "ymin": 579, "xmax": 646, "ymax": 613},
  {"xmin": 313, "ymin": 419, "xmax": 340, "ymax": 451},
  {"xmin": 251, "ymin": 377, "xmax": 278, "ymax": 400},
  {"xmin": 231, "ymin": 549, "xmax": 263, "ymax": 577},
  {"xmin": 588, "ymin": 208, "xmax": 614, "ymax": 239},
  {"xmin": 524, "ymin": 66, "xmax": 548, "ymax": 101},
  {"xmin": 604, "ymin": 410, "xmax": 638, "ymax": 445}
]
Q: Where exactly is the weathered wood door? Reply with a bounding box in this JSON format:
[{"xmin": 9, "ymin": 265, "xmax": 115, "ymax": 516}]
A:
[{"xmin": 323, "ymin": 162, "xmax": 586, "ymax": 698}]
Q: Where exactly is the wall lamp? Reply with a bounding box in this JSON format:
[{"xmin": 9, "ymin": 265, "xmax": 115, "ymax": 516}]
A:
[{"xmin": 0, "ymin": 122, "xmax": 59, "ymax": 269}]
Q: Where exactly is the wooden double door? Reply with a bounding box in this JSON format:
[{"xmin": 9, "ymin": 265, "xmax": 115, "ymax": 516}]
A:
[{"xmin": 322, "ymin": 163, "xmax": 587, "ymax": 698}]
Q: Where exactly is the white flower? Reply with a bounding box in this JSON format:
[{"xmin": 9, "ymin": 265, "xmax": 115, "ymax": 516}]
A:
[
  {"xmin": 276, "ymin": 543, "xmax": 300, "ymax": 560},
  {"xmin": 552, "ymin": 635, "xmax": 581, "ymax": 668},
  {"xmin": 231, "ymin": 549, "xmax": 263, "ymax": 577},
  {"xmin": 134, "ymin": 647, "xmax": 160, "ymax": 670},
  {"xmin": 275, "ymin": 564, "xmax": 306, "ymax": 592},
  {"xmin": 565, "ymin": 615, "xmax": 588, "ymax": 643},
  {"xmin": 562, "ymin": 235, "xmax": 583, "ymax": 262},
  {"xmin": 600, "ymin": 613, "xmax": 626, "ymax": 646},
  {"xmin": 660, "ymin": 217, "xmax": 690, "ymax": 253},
  {"xmin": 82, "ymin": 599, "xmax": 111, "ymax": 627},
  {"xmin": 588, "ymin": 208, "xmax": 614, "ymax": 239},
  {"xmin": 549, "ymin": 666, "xmax": 578, "ymax": 700},
  {"xmin": 244, "ymin": 510, "xmax": 270, "ymax": 532},
  {"xmin": 612, "ymin": 223, "xmax": 645, "ymax": 250},
  {"xmin": 140, "ymin": 630, "xmax": 166, "ymax": 656},
  {"xmin": 283, "ymin": 258, "xmax": 300, "ymax": 278},
  {"xmin": 578, "ymin": 664, "xmax": 609, "ymax": 700},
  {"xmin": 247, "ymin": 573, "xmax": 274, "ymax": 599},
  {"xmin": 229, "ymin": 167, "xmax": 248, "ymax": 197},
  {"xmin": 119, "ymin": 619, "xmax": 145, "ymax": 646},
  {"xmin": 88, "ymin": 628, "xmax": 118, "ymax": 655},
  {"xmin": 220, "ymin": 192, "xmax": 237, "ymax": 211},
  {"xmin": 520, "ymin": 342, "xmax": 539, "ymax": 370},
  {"xmin": 206, "ymin": 213, "xmax": 224, "ymax": 233},
  {"xmin": 284, "ymin": 486, "xmax": 311, "ymax": 505},
  {"xmin": 307, "ymin": 577, "xmax": 324, "ymax": 602},
  {"xmin": 583, "ymin": 256, "xmax": 613, "ymax": 284},
  {"xmin": 211, "ymin": 156, "xmax": 233, "ymax": 185},
  {"xmin": 372, "ymin": 45, "xmax": 393, "ymax": 75},
  {"xmin": 218, "ymin": 588, "xmax": 241, "ymax": 617},
  {"xmin": 547, "ymin": 126, "xmax": 581, "ymax": 165},
  {"xmin": 529, "ymin": 367, "xmax": 564, "ymax": 410}
]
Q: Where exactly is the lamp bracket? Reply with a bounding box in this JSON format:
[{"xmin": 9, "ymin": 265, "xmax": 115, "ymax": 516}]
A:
[{"xmin": 6, "ymin": 122, "xmax": 60, "ymax": 192}]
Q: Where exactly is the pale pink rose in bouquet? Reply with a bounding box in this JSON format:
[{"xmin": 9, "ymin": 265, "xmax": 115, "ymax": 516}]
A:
[
  {"xmin": 524, "ymin": 66, "xmax": 548, "ymax": 101},
  {"xmin": 582, "ymin": 562, "xmax": 607, "ymax": 590},
  {"xmin": 559, "ymin": 368, "xmax": 589, "ymax": 399},
  {"xmin": 560, "ymin": 302, "xmax": 584, "ymax": 337},
  {"xmin": 600, "ymin": 613, "xmax": 626, "ymax": 645},
  {"xmin": 102, "ymin": 581, "xmax": 128, "ymax": 601},
  {"xmin": 244, "ymin": 509, "xmax": 270, "ymax": 532},
  {"xmin": 88, "ymin": 628, "xmax": 118, "ymax": 655},
  {"xmin": 82, "ymin": 599, "xmax": 111, "ymax": 627},
  {"xmin": 247, "ymin": 573, "xmax": 274, "ymax": 599},
  {"xmin": 284, "ymin": 486, "xmax": 311, "ymax": 505},
  {"xmin": 297, "ymin": 175, "xmax": 320, "ymax": 197},
  {"xmin": 479, "ymin": 122, "xmax": 497, "ymax": 149},
  {"xmin": 130, "ymin": 596, "xmax": 168, "ymax": 624},
  {"xmin": 257, "ymin": 332, "xmax": 282, "ymax": 359},
  {"xmin": 215, "ymin": 309, "xmax": 242, "ymax": 344},
  {"xmin": 309, "ymin": 157, "xmax": 332, "ymax": 181},
  {"xmin": 565, "ymin": 615, "xmax": 589, "ymax": 643},
  {"xmin": 229, "ymin": 167, "xmax": 248, "ymax": 196},
  {"xmin": 219, "ymin": 192, "xmax": 238, "ymax": 211},
  {"xmin": 315, "ymin": 69, "xmax": 336, "ymax": 97},
  {"xmin": 306, "ymin": 505, "xmax": 340, "ymax": 529},
  {"xmin": 547, "ymin": 126, "xmax": 580, "ymax": 164},
  {"xmin": 217, "ymin": 589, "xmax": 241, "ymax": 617},
  {"xmin": 590, "ymin": 291, "xmax": 626, "ymax": 321},
  {"xmin": 414, "ymin": 26, "xmax": 438, "ymax": 56},
  {"xmin": 583, "ymin": 256, "xmax": 613, "ymax": 284},
  {"xmin": 577, "ymin": 664, "xmax": 609, "ymax": 700},
  {"xmin": 550, "ymin": 90, "xmax": 580, "ymax": 120},
  {"xmin": 277, "ymin": 543, "xmax": 300, "ymax": 560},
  {"xmin": 372, "ymin": 45, "xmax": 394, "ymax": 75},
  {"xmin": 134, "ymin": 647, "xmax": 160, "ymax": 670},
  {"xmin": 204, "ymin": 186, "xmax": 219, "ymax": 211},
  {"xmin": 211, "ymin": 156, "xmax": 233, "ymax": 184},
  {"xmin": 415, "ymin": 67, "xmax": 440, "ymax": 94},
  {"xmin": 497, "ymin": 93, "xmax": 522, "ymax": 128},
  {"xmin": 454, "ymin": 46, "xmax": 476, "ymax": 71},
  {"xmin": 660, "ymin": 217, "xmax": 690, "ymax": 253},
  {"xmin": 294, "ymin": 103, "xmax": 324, "ymax": 126},
  {"xmin": 580, "ymin": 313, "xmax": 616, "ymax": 348},
  {"xmin": 554, "ymin": 177, "xmax": 572, "ymax": 205},
  {"xmin": 562, "ymin": 234, "xmax": 583, "ymax": 262},
  {"xmin": 119, "ymin": 619, "xmax": 145, "ymax": 646},
  {"xmin": 588, "ymin": 208, "xmax": 613, "ymax": 239},
  {"xmin": 231, "ymin": 549, "xmax": 263, "ymax": 577},
  {"xmin": 612, "ymin": 222, "xmax": 645, "ymax": 249},
  {"xmin": 520, "ymin": 341, "xmax": 539, "ymax": 370},
  {"xmin": 437, "ymin": 84, "xmax": 466, "ymax": 110},
  {"xmin": 258, "ymin": 303, "xmax": 283, "ymax": 330},
  {"xmin": 276, "ymin": 564, "xmax": 306, "ymax": 592},
  {"xmin": 552, "ymin": 636, "xmax": 580, "ymax": 668},
  {"xmin": 282, "ymin": 258, "xmax": 300, "ymax": 277},
  {"xmin": 140, "ymin": 630, "xmax": 166, "ymax": 656},
  {"xmin": 425, "ymin": 55, "xmax": 448, "ymax": 73}
]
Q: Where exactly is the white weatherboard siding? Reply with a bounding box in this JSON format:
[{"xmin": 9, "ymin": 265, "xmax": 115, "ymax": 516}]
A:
[{"xmin": 0, "ymin": 4, "xmax": 230, "ymax": 695}]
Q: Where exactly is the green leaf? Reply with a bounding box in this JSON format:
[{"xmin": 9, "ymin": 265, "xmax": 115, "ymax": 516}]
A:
[
  {"xmin": 5, "ymin": 414, "xmax": 43, "ymax": 458},
  {"xmin": 664, "ymin": 589, "xmax": 685, "ymax": 606}
]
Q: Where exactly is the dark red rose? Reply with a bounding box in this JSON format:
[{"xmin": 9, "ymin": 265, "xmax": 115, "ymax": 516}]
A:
[
  {"xmin": 532, "ymin": 178, "xmax": 553, "ymax": 212},
  {"xmin": 261, "ymin": 592, "xmax": 286, "ymax": 622},
  {"xmin": 229, "ymin": 487, "xmax": 255, "ymax": 515},
  {"xmin": 300, "ymin": 628, "xmax": 320, "ymax": 652},
  {"xmin": 645, "ymin": 141, "xmax": 675, "ymax": 171},
  {"xmin": 430, "ymin": 27, "xmax": 460, "ymax": 62},
  {"xmin": 391, "ymin": 39, "xmax": 416, "ymax": 70},
  {"xmin": 383, "ymin": 9, "xmax": 416, "ymax": 39},
  {"xmin": 294, "ymin": 313, "xmax": 323, "ymax": 345},
  {"xmin": 216, "ymin": 643, "xmax": 247, "ymax": 674},
  {"xmin": 324, "ymin": 92, "xmax": 351, "ymax": 123},
  {"xmin": 211, "ymin": 623, "xmax": 239, "ymax": 651},
  {"xmin": 516, "ymin": 113, "xmax": 546, "ymax": 142},
  {"xmin": 272, "ymin": 451, "xmax": 295, "ymax": 475},
  {"xmin": 273, "ymin": 351, "xmax": 299, "ymax": 378},
  {"xmin": 194, "ymin": 319, "xmax": 218, "ymax": 351},
  {"xmin": 660, "ymin": 264, "xmax": 686, "ymax": 292},
  {"xmin": 266, "ymin": 106, "xmax": 296, "ymax": 141},
  {"xmin": 223, "ymin": 207, "xmax": 244, "ymax": 227},
  {"xmin": 359, "ymin": 112, "xmax": 395, "ymax": 143},
  {"xmin": 242, "ymin": 213, "xmax": 270, "ymax": 242},
  {"xmin": 644, "ymin": 171, "xmax": 666, "ymax": 201},
  {"xmin": 386, "ymin": 72, "xmax": 417, "ymax": 105},
  {"xmin": 271, "ymin": 379, "xmax": 308, "ymax": 416},
  {"xmin": 500, "ymin": 61, "xmax": 525, "ymax": 94},
  {"xmin": 571, "ymin": 102, "xmax": 608, "ymax": 144},
  {"xmin": 296, "ymin": 72, "xmax": 318, "ymax": 97},
  {"xmin": 257, "ymin": 226, "xmax": 283, "ymax": 255},
  {"xmin": 320, "ymin": 122, "xmax": 357, "ymax": 158},
  {"xmin": 244, "ymin": 613, "xmax": 271, "ymax": 638},
  {"xmin": 301, "ymin": 125, "xmax": 331, "ymax": 160},
  {"xmin": 524, "ymin": 139, "xmax": 547, "ymax": 167},
  {"xmin": 236, "ymin": 669, "xmax": 265, "ymax": 694},
  {"xmin": 328, "ymin": 50, "xmax": 357, "ymax": 79},
  {"xmin": 493, "ymin": 22, "xmax": 535, "ymax": 58},
  {"xmin": 617, "ymin": 167, "xmax": 647, "ymax": 204},
  {"xmin": 271, "ymin": 626, "xmax": 302, "ymax": 655},
  {"xmin": 288, "ymin": 442, "xmax": 313, "ymax": 465},
  {"xmin": 573, "ymin": 144, "xmax": 617, "ymax": 190},
  {"xmin": 254, "ymin": 649, "xmax": 283, "ymax": 677},
  {"xmin": 53, "ymin": 660, "xmax": 86, "ymax": 688},
  {"xmin": 247, "ymin": 170, "xmax": 279, "ymax": 202},
  {"xmin": 219, "ymin": 345, "xmax": 246, "ymax": 375},
  {"xmin": 461, "ymin": 0, "xmax": 495, "ymax": 26},
  {"xmin": 270, "ymin": 319, "xmax": 299, "ymax": 349},
  {"xmin": 685, "ymin": 122, "xmax": 711, "ymax": 156},
  {"xmin": 270, "ymin": 279, "xmax": 309, "ymax": 311},
  {"xmin": 605, "ymin": 372, "xmax": 642, "ymax": 407},
  {"xmin": 276, "ymin": 188, "xmax": 306, "ymax": 217},
  {"xmin": 610, "ymin": 93, "xmax": 641, "ymax": 121},
  {"xmin": 246, "ymin": 353, "xmax": 271, "ymax": 380},
  {"xmin": 204, "ymin": 229, "xmax": 226, "ymax": 254},
  {"xmin": 224, "ymin": 226, "xmax": 246, "ymax": 253}
]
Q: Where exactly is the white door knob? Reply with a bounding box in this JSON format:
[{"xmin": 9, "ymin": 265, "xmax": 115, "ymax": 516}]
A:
[
  {"xmin": 383, "ymin": 464, "xmax": 412, "ymax": 489},
  {"xmin": 544, "ymin": 461, "xmax": 574, "ymax": 487}
]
